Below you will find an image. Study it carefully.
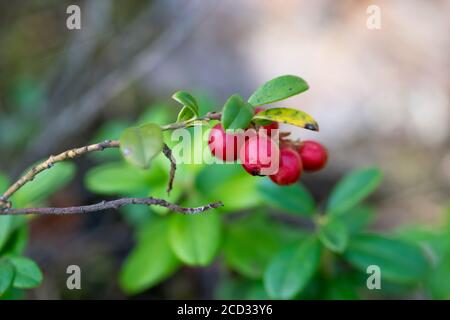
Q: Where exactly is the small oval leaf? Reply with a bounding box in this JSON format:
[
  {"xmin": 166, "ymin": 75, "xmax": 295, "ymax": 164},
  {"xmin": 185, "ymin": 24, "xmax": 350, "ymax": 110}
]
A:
[
  {"xmin": 257, "ymin": 178, "xmax": 315, "ymax": 216},
  {"xmin": 172, "ymin": 91, "xmax": 199, "ymax": 122},
  {"xmin": 339, "ymin": 206, "xmax": 375, "ymax": 235},
  {"xmin": 221, "ymin": 94, "xmax": 254, "ymax": 130},
  {"xmin": 223, "ymin": 216, "xmax": 285, "ymax": 279},
  {"xmin": 328, "ymin": 167, "xmax": 383, "ymax": 216},
  {"xmin": 0, "ymin": 260, "xmax": 15, "ymax": 295},
  {"xmin": 264, "ymin": 237, "xmax": 321, "ymax": 299},
  {"xmin": 248, "ymin": 75, "xmax": 309, "ymax": 106},
  {"xmin": 8, "ymin": 256, "xmax": 43, "ymax": 289},
  {"xmin": 169, "ymin": 212, "xmax": 222, "ymax": 266},
  {"xmin": 119, "ymin": 218, "xmax": 180, "ymax": 295},
  {"xmin": 85, "ymin": 162, "xmax": 152, "ymax": 195},
  {"xmin": 318, "ymin": 218, "xmax": 349, "ymax": 253},
  {"xmin": 0, "ymin": 216, "xmax": 13, "ymax": 252},
  {"xmin": 345, "ymin": 234, "xmax": 430, "ymax": 284},
  {"xmin": 252, "ymin": 107, "xmax": 319, "ymax": 131},
  {"xmin": 0, "ymin": 224, "xmax": 28, "ymax": 256},
  {"xmin": 120, "ymin": 123, "xmax": 163, "ymax": 169},
  {"xmin": 176, "ymin": 107, "xmax": 195, "ymax": 122}
]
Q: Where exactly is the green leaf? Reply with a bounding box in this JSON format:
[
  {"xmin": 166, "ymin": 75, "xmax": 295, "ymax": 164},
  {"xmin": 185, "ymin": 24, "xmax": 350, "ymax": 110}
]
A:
[
  {"xmin": 339, "ymin": 206, "xmax": 375, "ymax": 235},
  {"xmin": 252, "ymin": 107, "xmax": 318, "ymax": 131},
  {"xmin": 0, "ymin": 287, "xmax": 25, "ymax": 300},
  {"xmin": 0, "ymin": 216, "xmax": 13, "ymax": 252},
  {"xmin": 12, "ymin": 162, "xmax": 75, "ymax": 207},
  {"xmin": 0, "ymin": 172, "xmax": 8, "ymax": 193},
  {"xmin": 0, "ymin": 260, "xmax": 15, "ymax": 295},
  {"xmin": 264, "ymin": 237, "xmax": 321, "ymax": 299},
  {"xmin": 221, "ymin": 94, "xmax": 254, "ymax": 130},
  {"xmin": 324, "ymin": 277, "xmax": 359, "ymax": 300},
  {"xmin": 328, "ymin": 167, "xmax": 383, "ymax": 216},
  {"xmin": 245, "ymin": 282, "xmax": 271, "ymax": 300},
  {"xmin": 169, "ymin": 212, "xmax": 222, "ymax": 266},
  {"xmin": 209, "ymin": 173, "xmax": 260, "ymax": 212},
  {"xmin": 248, "ymin": 75, "xmax": 309, "ymax": 106},
  {"xmin": 0, "ymin": 175, "xmax": 12, "ymax": 253},
  {"xmin": 7, "ymin": 256, "xmax": 43, "ymax": 289},
  {"xmin": 172, "ymin": 91, "xmax": 199, "ymax": 122},
  {"xmin": 119, "ymin": 218, "xmax": 179, "ymax": 294},
  {"xmin": 223, "ymin": 216, "xmax": 285, "ymax": 279},
  {"xmin": 85, "ymin": 162, "xmax": 152, "ymax": 195},
  {"xmin": 0, "ymin": 223, "xmax": 28, "ymax": 256},
  {"xmin": 216, "ymin": 277, "xmax": 270, "ymax": 300},
  {"xmin": 394, "ymin": 224, "xmax": 449, "ymax": 264},
  {"xmin": 345, "ymin": 234, "xmax": 430, "ymax": 284},
  {"xmin": 258, "ymin": 178, "xmax": 315, "ymax": 216},
  {"xmin": 427, "ymin": 249, "xmax": 450, "ymax": 299},
  {"xmin": 176, "ymin": 107, "xmax": 195, "ymax": 122},
  {"xmin": 119, "ymin": 123, "xmax": 163, "ymax": 169},
  {"xmin": 195, "ymin": 164, "xmax": 261, "ymax": 212},
  {"xmin": 318, "ymin": 218, "xmax": 349, "ymax": 253}
]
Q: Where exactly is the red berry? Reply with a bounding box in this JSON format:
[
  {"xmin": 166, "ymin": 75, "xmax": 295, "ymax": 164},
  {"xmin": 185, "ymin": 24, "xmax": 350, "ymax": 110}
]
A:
[
  {"xmin": 255, "ymin": 107, "xmax": 279, "ymax": 136},
  {"xmin": 269, "ymin": 148, "xmax": 302, "ymax": 185},
  {"xmin": 297, "ymin": 140, "xmax": 328, "ymax": 172},
  {"xmin": 208, "ymin": 123, "xmax": 242, "ymax": 161},
  {"xmin": 240, "ymin": 133, "xmax": 279, "ymax": 176}
]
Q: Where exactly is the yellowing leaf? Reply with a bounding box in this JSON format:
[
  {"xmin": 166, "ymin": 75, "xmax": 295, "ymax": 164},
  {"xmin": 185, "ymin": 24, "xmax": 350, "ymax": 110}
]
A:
[{"xmin": 252, "ymin": 108, "xmax": 319, "ymax": 131}]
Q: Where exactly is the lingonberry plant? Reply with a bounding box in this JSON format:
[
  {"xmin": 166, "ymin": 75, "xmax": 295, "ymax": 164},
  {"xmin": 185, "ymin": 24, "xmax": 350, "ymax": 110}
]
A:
[
  {"xmin": 0, "ymin": 74, "xmax": 447, "ymax": 299},
  {"xmin": 0, "ymin": 74, "xmax": 323, "ymax": 216},
  {"xmin": 0, "ymin": 74, "xmax": 324, "ymax": 296}
]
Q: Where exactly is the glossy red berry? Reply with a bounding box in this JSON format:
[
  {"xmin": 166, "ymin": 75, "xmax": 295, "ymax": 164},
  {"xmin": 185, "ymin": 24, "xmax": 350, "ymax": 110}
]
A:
[
  {"xmin": 269, "ymin": 148, "xmax": 302, "ymax": 185},
  {"xmin": 254, "ymin": 107, "xmax": 279, "ymax": 136},
  {"xmin": 240, "ymin": 133, "xmax": 279, "ymax": 176},
  {"xmin": 297, "ymin": 140, "xmax": 328, "ymax": 172},
  {"xmin": 208, "ymin": 123, "xmax": 242, "ymax": 161}
]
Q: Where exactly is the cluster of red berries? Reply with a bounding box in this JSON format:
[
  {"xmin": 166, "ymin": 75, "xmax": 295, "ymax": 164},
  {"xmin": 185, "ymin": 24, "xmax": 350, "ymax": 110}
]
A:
[{"xmin": 208, "ymin": 108, "xmax": 328, "ymax": 186}]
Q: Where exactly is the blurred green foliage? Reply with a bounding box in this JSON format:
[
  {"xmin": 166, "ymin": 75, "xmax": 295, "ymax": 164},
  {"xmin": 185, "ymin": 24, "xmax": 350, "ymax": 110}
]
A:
[
  {"xmin": 0, "ymin": 162, "xmax": 75, "ymax": 298},
  {"xmin": 80, "ymin": 102, "xmax": 450, "ymax": 299},
  {"xmin": 0, "ymin": 83, "xmax": 448, "ymax": 299}
]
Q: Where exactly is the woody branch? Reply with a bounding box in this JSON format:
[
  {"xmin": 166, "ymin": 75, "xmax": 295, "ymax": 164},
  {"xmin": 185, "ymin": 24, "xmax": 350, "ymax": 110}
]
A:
[{"xmin": 0, "ymin": 112, "xmax": 223, "ymax": 215}]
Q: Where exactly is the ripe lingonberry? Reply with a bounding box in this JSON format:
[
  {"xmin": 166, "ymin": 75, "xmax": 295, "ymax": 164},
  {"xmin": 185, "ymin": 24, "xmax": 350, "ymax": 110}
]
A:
[
  {"xmin": 255, "ymin": 107, "xmax": 279, "ymax": 136},
  {"xmin": 208, "ymin": 123, "xmax": 242, "ymax": 161},
  {"xmin": 240, "ymin": 133, "xmax": 279, "ymax": 176},
  {"xmin": 269, "ymin": 148, "xmax": 302, "ymax": 185},
  {"xmin": 297, "ymin": 140, "xmax": 328, "ymax": 172}
]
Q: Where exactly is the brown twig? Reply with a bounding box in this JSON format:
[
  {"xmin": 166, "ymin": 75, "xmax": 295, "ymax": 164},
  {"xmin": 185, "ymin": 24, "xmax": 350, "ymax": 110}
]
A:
[
  {"xmin": 0, "ymin": 112, "xmax": 223, "ymax": 213},
  {"xmin": 0, "ymin": 140, "xmax": 120, "ymax": 209},
  {"xmin": 0, "ymin": 198, "xmax": 223, "ymax": 216},
  {"xmin": 162, "ymin": 144, "xmax": 176, "ymax": 195}
]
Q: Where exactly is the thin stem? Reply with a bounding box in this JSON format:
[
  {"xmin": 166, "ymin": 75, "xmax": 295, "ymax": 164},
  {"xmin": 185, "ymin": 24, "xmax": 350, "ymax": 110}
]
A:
[
  {"xmin": 0, "ymin": 198, "xmax": 223, "ymax": 216},
  {"xmin": 162, "ymin": 144, "xmax": 176, "ymax": 195},
  {"xmin": 0, "ymin": 140, "xmax": 120, "ymax": 208},
  {"xmin": 0, "ymin": 112, "xmax": 222, "ymax": 213},
  {"xmin": 161, "ymin": 111, "xmax": 221, "ymax": 131}
]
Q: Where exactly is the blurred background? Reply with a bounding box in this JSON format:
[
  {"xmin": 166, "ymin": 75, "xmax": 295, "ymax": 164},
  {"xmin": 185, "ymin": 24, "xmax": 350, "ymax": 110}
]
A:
[{"xmin": 0, "ymin": 0, "xmax": 448, "ymax": 299}]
